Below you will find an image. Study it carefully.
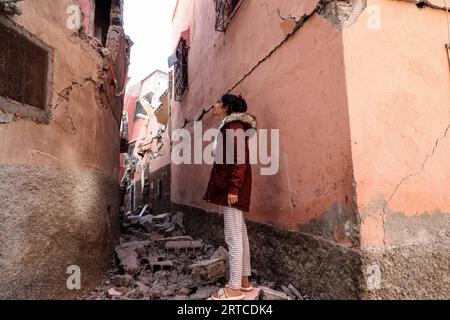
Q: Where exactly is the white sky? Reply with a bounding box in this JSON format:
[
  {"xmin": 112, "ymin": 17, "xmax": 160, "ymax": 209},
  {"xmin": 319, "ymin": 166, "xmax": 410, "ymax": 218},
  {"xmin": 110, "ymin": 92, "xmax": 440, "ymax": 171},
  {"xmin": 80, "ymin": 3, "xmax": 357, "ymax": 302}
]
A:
[{"xmin": 123, "ymin": 0, "xmax": 177, "ymax": 86}]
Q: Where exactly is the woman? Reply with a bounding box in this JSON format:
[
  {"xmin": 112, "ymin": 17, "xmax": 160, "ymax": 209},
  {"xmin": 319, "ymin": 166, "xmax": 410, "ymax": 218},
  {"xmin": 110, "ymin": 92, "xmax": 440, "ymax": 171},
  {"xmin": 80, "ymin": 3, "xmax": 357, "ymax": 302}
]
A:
[{"xmin": 204, "ymin": 94, "xmax": 257, "ymax": 300}]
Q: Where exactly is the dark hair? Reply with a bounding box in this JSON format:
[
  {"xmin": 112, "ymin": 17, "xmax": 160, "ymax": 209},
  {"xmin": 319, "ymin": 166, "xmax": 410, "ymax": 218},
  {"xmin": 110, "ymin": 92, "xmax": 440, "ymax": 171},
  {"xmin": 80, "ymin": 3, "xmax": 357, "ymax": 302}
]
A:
[{"xmin": 220, "ymin": 94, "xmax": 248, "ymax": 115}]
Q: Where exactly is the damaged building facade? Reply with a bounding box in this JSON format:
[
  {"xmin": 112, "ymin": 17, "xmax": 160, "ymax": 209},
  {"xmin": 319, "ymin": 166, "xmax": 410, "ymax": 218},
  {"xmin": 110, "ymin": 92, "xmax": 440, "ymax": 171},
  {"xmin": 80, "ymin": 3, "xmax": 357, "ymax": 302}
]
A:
[
  {"xmin": 0, "ymin": 0, "xmax": 130, "ymax": 299},
  {"xmin": 169, "ymin": 0, "xmax": 450, "ymax": 299},
  {"xmin": 120, "ymin": 70, "xmax": 171, "ymax": 216}
]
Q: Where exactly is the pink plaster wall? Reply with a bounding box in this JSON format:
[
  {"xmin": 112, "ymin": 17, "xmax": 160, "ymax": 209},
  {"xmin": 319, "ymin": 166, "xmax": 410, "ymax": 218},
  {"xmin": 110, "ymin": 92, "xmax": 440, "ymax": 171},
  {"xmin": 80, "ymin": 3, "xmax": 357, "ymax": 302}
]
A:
[
  {"xmin": 0, "ymin": 0, "xmax": 121, "ymax": 179},
  {"xmin": 79, "ymin": 0, "xmax": 93, "ymax": 33},
  {"xmin": 171, "ymin": 0, "xmax": 354, "ymax": 236},
  {"xmin": 343, "ymin": 0, "xmax": 450, "ymax": 245}
]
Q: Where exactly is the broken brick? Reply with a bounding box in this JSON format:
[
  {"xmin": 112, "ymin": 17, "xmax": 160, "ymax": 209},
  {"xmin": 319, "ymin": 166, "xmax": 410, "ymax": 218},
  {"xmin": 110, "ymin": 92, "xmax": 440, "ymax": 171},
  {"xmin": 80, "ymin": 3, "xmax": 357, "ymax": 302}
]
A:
[
  {"xmin": 157, "ymin": 236, "xmax": 193, "ymax": 246},
  {"xmin": 211, "ymin": 246, "xmax": 228, "ymax": 261},
  {"xmin": 148, "ymin": 255, "xmax": 174, "ymax": 272},
  {"xmin": 107, "ymin": 288, "xmax": 122, "ymax": 297},
  {"xmin": 166, "ymin": 240, "xmax": 203, "ymax": 253},
  {"xmin": 114, "ymin": 243, "xmax": 146, "ymax": 276},
  {"xmin": 189, "ymin": 258, "xmax": 226, "ymax": 285},
  {"xmin": 112, "ymin": 274, "xmax": 134, "ymax": 288}
]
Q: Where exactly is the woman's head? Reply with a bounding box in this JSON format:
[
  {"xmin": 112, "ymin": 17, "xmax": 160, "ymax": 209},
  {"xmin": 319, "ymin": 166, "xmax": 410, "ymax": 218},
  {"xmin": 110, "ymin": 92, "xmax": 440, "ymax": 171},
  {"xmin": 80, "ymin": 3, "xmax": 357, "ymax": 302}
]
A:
[{"xmin": 213, "ymin": 94, "xmax": 247, "ymax": 118}]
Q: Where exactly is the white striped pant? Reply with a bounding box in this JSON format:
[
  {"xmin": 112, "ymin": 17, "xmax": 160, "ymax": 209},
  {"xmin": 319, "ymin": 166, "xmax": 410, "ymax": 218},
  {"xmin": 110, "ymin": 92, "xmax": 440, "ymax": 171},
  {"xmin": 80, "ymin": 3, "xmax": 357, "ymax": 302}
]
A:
[{"xmin": 222, "ymin": 206, "xmax": 252, "ymax": 289}]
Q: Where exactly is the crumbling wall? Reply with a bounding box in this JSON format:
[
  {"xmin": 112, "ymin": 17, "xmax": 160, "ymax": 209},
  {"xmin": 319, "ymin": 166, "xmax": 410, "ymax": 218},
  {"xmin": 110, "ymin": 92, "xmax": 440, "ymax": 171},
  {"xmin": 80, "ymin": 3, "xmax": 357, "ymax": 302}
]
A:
[{"xmin": 0, "ymin": 0, "xmax": 130, "ymax": 299}]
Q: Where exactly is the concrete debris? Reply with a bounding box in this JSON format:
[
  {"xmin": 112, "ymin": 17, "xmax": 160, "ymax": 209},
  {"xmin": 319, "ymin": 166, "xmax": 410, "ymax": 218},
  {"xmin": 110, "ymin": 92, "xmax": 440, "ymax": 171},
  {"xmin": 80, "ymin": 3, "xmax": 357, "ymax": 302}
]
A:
[
  {"xmin": 210, "ymin": 246, "xmax": 229, "ymax": 261},
  {"xmin": 148, "ymin": 256, "xmax": 174, "ymax": 272},
  {"xmin": 107, "ymin": 288, "xmax": 122, "ymax": 297},
  {"xmin": 178, "ymin": 287, "xmax": 192, "ymax": 296},
  {"xmin": 84, "ymin": 207, "xmax": 309, "ymax": 300},
  {"xmin": 112, "ymin": 274, "xmax": 134, "ymax": 288},
  {"xmin": 166, "ymin": 240, "xmax": 203, "ymax": 253},
  {"xmin": 100, "ymin": 48, "xmax": 111, "ymax": 57},
  {"xmin": 189, "ymin": 259, "xmax": 227, "ymax": 286},
  {"xmin": 114, "ymin": 246, "xmax": 140, "ymax": 276},
  {"xmin": 281, "ymin": 285, "xmax": 301, "ymax": 300},
  {"xmin": 157, "ymin": 236, "xmax": 193, "ymax": 246},
  {"xmin": 260, "ymin": 287, "xmax": 290, "ymax": 300},
  {"xmin": 288, "ymin": 283, "xmax": 304, "ymax": 300}
]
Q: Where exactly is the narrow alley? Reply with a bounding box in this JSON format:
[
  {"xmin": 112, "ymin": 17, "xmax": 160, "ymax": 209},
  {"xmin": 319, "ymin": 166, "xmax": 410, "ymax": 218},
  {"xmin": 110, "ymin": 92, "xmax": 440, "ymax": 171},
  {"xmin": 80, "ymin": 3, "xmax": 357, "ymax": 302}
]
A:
[{"xmin": 0, "ymin": 0, "xmax": 449, "ymax": 302}]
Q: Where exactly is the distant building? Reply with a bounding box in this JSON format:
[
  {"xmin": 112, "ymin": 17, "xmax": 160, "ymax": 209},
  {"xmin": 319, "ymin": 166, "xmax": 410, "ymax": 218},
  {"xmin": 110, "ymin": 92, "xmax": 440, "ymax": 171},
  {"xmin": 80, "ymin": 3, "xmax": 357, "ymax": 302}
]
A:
[{"xmin": 120, "ymin": 70, "xmax": 170, "ymax": 214}]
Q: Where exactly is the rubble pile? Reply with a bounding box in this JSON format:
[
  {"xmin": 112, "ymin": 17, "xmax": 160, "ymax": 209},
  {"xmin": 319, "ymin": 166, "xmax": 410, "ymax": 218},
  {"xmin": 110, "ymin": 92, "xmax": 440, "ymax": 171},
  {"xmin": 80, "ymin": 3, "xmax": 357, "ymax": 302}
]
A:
[{"xmin": 83, "ymin": 209, "xmax": 309, "ymax": 300}]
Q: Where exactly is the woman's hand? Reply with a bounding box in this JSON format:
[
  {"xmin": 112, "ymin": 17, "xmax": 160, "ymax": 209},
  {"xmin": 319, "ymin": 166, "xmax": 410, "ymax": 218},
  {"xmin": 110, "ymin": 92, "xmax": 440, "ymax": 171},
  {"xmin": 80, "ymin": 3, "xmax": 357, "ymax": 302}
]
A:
[{"xmin": 228, "ymin": 194, "xmax": 238, "ymax": 206}]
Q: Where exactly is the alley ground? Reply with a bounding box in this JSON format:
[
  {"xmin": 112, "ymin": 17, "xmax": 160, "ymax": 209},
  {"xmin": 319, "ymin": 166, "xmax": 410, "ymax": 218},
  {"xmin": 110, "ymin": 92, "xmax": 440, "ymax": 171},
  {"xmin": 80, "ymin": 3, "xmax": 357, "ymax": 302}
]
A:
[{"xmin": 83, "ymin": 208, "xmax": 308, "ymax": 301}]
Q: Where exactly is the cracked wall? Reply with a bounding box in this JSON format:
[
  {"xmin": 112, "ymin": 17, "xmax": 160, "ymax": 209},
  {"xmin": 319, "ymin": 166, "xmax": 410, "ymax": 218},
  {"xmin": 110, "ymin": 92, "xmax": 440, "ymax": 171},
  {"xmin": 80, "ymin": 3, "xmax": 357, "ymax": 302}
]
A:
[
  {"xmin": 172, "ymin": 0, "xmax": 355, "ymax": 235},
  {"xmin": 171, "ymin": 0, "xmax": 450, "ymax": 299},
  {"xmin": 171, "ymin": 0, "xmax": 361, "ymax": 299},
  {"xmin": 0, "ymin": 0, "xmax": 129, "ymax": 299},
  {"xmin": 343, "ymin": 0, "xmax": 450, "ymax": 298}
]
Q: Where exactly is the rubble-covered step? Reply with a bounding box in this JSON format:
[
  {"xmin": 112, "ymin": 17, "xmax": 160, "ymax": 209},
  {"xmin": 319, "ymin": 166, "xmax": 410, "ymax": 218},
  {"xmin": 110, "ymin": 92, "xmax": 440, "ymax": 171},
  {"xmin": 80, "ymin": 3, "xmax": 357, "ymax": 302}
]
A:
[
  {"xmin": 189, "ymin": 258, "xmax": 226, "ymax": 285},
  {"xmin": 165, "ymin": 240, "xmax": 203, "ymax": 253}
]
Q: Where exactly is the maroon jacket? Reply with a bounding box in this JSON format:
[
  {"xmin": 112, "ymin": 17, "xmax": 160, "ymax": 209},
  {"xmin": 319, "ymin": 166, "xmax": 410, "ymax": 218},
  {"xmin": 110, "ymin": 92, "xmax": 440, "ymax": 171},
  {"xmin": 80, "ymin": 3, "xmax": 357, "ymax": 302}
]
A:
[{"xmin": 204, "ymin": 113, "xmax": 257, "ymax": 212}]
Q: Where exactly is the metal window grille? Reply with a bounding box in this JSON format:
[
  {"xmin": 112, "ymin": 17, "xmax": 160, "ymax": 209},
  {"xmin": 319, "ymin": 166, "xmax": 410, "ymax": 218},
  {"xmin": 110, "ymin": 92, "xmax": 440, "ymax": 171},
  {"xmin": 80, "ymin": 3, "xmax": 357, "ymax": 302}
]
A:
[
  {"xmin": 214, "ymin": 0, "xmax": 244, "ymax": 32},
  {"xmin": 174, "ymin": 38, "xmax": 188, "ymax": 101},
  {"xmin": 0, "ymin": 21, "xmax": 48, "ymax": 110}
]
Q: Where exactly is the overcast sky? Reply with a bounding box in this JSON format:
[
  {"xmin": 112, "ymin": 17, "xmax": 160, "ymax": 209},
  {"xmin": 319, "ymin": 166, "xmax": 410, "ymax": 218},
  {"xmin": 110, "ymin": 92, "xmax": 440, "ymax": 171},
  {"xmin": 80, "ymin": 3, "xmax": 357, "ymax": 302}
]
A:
[{"xmin": 123, "ymin": 0, "xmax": 177, "ymax": 85}]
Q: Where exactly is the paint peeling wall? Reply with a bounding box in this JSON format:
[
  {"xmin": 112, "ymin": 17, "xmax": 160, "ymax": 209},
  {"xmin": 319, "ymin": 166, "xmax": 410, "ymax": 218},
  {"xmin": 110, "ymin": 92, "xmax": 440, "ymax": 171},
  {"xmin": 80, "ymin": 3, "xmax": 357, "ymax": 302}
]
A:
[
  {"xmin": 0, "ymin": 0, "xmax": 130, "ymax": 299},
  {"xmin": 342, "ymin": 0, "xmax": 450, "ymax": 298}
]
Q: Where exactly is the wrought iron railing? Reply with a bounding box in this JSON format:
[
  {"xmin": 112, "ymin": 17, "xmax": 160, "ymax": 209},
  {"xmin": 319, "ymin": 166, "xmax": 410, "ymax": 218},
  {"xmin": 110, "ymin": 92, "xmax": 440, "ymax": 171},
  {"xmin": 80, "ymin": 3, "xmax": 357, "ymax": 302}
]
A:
[
  {"xmin": 214, "ymin": 0, "xmax": 244, "ymax": 32},
  {"xmin": 174, "ymin": 38, "xmax": 189, "ymax": 101}
]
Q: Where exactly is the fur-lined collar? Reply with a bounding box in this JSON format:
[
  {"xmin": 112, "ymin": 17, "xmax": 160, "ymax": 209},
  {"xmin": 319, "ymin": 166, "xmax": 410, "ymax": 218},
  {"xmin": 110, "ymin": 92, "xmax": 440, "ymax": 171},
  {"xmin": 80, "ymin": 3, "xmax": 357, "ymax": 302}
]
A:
[{"xmin": 218, "ymin": 112, "xmax": 257, "ymax": 132}]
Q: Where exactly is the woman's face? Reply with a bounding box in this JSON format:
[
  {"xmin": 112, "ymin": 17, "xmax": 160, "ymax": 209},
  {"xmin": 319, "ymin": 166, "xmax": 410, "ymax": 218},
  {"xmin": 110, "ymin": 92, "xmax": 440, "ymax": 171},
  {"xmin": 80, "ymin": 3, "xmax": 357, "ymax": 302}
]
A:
[{"xmin": 213, "ymin": 100, "xmax": 228, "ymax": 119}]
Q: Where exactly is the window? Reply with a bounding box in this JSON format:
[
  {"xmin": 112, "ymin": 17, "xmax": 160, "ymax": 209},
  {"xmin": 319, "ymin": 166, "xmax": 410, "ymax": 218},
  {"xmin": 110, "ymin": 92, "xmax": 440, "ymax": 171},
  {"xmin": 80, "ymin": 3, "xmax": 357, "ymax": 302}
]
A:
[
  {"xmin": 174, "ymin": 38, "xmax": 188, "ymax": 101},
  {"xmin": 134, "ymin": 100, "xmax": 146, "ymax": 121},
  {"xmin": 0, "ymin": 17, "xmax": 53, "ymax": 122},
  {"xmin": 94, "ymin": 0, "xmax": 112, "ymax": 46},
  {"xmin": 214, "ymin": 0, "xmax": 244, "ymax": 32}
]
